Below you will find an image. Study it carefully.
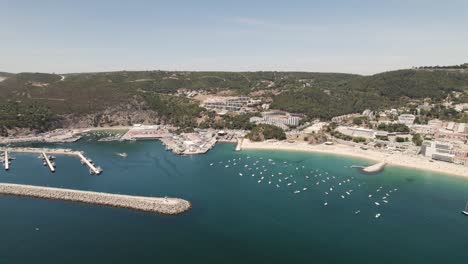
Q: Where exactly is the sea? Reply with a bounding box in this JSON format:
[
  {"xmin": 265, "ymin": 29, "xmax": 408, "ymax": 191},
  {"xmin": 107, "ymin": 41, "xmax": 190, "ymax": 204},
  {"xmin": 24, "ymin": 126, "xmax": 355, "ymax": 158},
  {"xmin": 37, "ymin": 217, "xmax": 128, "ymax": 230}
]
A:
[{"xmin": 0, "ymin": 138, "xmax": 467, "ymax": 263}]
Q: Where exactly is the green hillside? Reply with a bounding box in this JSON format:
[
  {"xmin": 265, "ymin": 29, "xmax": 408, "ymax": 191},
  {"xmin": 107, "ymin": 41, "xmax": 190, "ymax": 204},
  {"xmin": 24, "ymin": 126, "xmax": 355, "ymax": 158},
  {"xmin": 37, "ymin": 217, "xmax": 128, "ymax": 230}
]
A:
[
  {"xmin": 271, "ymin": 69, "xmax": 468, "ymax": 119},
  {"xmin": 0, "ymin": 68, "xmax": 467, "ymax": 132}
]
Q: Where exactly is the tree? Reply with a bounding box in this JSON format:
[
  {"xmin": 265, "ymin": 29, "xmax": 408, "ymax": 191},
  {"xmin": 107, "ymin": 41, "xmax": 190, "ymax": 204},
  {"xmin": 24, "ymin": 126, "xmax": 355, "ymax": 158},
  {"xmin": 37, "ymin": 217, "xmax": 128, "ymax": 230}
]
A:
[
  {"xmin": 395, "ymin": 137, "xmax": 405, "ymax": 143},
  {"xmin": 246, "ymin": 124, "xmax": 286, "ymax": 142},
  {"xmin": 412, "ymin": 133, "xmax": 423, "ymax": 146}
]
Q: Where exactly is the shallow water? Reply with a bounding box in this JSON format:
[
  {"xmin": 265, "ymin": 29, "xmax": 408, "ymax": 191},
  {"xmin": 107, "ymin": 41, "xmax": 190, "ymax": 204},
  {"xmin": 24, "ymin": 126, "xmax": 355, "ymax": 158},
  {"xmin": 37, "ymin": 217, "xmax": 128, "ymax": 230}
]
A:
[{"xmin": 0, "ymin": 141, "xmax": 467, "ymax": 263}]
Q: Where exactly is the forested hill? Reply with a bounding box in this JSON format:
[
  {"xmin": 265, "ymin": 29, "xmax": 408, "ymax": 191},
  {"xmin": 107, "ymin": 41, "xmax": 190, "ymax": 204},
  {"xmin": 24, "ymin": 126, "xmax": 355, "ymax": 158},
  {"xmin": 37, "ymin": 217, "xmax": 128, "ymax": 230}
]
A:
[
  {"xmin": 0, "ymin": 71, "xmax": 356, "ymax": 114},
  {"xmin": 272, "ymin": 69, "xmax": 468, "ymax": 119},
  {"xmin": 0, "ymin": 68, "xmax": 467, "ymax": 133}
]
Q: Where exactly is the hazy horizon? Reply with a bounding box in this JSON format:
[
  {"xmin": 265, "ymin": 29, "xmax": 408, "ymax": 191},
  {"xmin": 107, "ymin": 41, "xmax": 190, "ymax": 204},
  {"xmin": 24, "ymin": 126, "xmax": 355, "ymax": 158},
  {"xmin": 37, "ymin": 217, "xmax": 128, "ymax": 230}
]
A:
[{"xmin": 1, "ymin": 0, "xmax": 467, "ymax": 75}]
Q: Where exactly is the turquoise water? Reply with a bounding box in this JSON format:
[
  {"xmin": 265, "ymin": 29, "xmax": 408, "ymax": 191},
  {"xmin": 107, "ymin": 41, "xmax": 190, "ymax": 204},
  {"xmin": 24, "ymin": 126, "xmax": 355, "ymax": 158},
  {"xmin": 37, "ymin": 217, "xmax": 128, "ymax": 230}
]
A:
[{"xmin": 0, "ymin": 140, "xmax": 467, "ymax": 263}]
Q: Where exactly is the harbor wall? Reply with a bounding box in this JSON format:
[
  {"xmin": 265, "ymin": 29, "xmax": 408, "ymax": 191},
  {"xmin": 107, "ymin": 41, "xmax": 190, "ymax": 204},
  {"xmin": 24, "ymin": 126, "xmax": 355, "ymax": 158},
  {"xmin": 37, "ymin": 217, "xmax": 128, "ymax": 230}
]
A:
[{"xmin": 0, "ymin": 183, "xmax": 191, "ymax": 215}]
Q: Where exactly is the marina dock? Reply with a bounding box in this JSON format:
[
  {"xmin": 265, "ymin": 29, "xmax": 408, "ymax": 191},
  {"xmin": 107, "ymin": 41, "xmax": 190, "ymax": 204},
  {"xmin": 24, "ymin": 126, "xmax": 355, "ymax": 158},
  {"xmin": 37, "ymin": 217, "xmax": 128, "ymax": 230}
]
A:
[
  {"xmin": 0, "ymin": 147, "xmax": 102, "ymax": 175},
  {"xmin": 0, "ymin": 183, "xmax": 191, "ymax": 215},
  {"xmin": 77, "ymin": 152, "xmax": 101, "ymax": 175},
  {"xmin": 42, "ymin": 152, "xmax": 55, "ymax": 173},
  {"xmin": 4, "ymin": 150, "xmax": 9, "ymax": 170}
]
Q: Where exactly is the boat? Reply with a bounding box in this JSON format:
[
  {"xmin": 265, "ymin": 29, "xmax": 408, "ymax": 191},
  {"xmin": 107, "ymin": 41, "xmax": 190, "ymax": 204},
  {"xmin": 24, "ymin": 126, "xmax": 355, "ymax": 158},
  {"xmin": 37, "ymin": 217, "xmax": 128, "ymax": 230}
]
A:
[
  {"xmin": 462, "ymin": 201, "xmax": 468, "ymax": 216},
  {"xmin": 117, "ymin": 152, "xmax": 128, "ymax": 158},
  {"xmin": 375, "ymin": 213, "xmax": 381, "ymax": 218}
]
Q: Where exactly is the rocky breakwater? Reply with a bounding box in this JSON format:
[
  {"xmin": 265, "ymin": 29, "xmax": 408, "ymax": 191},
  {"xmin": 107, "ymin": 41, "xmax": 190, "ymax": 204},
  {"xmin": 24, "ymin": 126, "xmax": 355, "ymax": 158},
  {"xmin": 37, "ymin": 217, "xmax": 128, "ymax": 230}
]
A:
[{"xmin": 0, "ymin": 183, "xmax": 191, "ymax": 215}]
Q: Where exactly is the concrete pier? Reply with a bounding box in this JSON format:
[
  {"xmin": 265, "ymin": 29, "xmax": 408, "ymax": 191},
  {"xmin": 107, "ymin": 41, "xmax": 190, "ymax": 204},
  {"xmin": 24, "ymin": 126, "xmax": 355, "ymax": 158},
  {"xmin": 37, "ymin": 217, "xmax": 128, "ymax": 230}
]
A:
[
  {"xmin": 77, "ymin": 152, "xmax": 101, "ymax": 175},
  {"xmin": 235, "ymin": 138, "xmax": 243, "ymax": 151},
  {"xmin": 0, "ymin": 183, "xmax": 191, "ymax": 215},
  {"xmin": 362, "ymin": 162, "xmax": 386, "ymax": 173},
  {"xmin": 4, "ymin": 150, "xmax": 8, "ymax": 170},
  {"xmin": 42, "ymin": 152, "xmax": 55, "ymax": 173}
]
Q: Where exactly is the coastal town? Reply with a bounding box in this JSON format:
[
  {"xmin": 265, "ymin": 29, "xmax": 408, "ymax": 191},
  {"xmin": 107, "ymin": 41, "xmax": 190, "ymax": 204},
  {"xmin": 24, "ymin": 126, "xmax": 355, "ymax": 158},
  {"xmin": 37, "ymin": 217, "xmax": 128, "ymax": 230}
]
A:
[{"xmin": 1, "ymin": 92, "xmax": 467, "ymax": 177}]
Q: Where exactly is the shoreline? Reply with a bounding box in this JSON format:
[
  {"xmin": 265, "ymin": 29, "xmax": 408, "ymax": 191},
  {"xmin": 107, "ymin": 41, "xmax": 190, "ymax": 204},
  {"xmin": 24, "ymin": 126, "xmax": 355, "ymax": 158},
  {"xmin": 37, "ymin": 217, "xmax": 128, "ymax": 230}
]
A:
[{"xmin": 240, "ymin": 139, "xmax": 468, "ymax": 178}]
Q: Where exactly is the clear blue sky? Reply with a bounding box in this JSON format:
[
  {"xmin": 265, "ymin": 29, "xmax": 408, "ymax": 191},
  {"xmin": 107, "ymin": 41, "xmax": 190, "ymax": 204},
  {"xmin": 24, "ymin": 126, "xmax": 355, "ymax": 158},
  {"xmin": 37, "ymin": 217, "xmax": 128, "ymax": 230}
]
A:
[{"xmin": 1, "ymin": 0, "xmax": 467, "ymax": 74}]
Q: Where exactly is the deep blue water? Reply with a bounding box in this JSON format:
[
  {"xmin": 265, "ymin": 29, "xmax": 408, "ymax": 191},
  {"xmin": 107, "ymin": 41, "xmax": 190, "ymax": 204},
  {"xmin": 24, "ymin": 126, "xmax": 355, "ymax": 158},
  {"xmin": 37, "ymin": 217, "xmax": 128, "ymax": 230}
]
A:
[{"xmin": 0, "ymin": 140, "xmax": 467, "ymax": 263}]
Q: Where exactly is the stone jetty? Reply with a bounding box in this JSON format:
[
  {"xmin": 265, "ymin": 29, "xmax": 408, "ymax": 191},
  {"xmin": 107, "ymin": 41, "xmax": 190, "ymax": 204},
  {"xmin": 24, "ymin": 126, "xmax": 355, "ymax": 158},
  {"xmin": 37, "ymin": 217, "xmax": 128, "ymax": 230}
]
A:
[
  {"xmin": 0, "ymin": 183, "xmax": 191, "ymax": 215},
  {"xmin": 362, "ymin": 162, "xmax": 386, "ymax": 173}
]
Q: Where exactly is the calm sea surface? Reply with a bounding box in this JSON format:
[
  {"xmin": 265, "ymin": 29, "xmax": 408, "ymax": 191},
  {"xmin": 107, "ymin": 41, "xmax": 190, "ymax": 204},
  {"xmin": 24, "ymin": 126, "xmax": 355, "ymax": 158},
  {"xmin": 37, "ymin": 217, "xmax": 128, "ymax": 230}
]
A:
[{"xmin": 0, "ymin": 140, "xmax": 467, "ymax": 263}]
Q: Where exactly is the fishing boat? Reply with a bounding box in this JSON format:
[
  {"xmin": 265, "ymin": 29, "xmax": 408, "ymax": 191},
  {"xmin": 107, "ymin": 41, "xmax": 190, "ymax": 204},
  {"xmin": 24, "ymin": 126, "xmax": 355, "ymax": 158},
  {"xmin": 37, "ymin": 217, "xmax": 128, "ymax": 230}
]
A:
[{"xmin": 462, "ymin": 201, "xmax": 468, "ymax": 216}]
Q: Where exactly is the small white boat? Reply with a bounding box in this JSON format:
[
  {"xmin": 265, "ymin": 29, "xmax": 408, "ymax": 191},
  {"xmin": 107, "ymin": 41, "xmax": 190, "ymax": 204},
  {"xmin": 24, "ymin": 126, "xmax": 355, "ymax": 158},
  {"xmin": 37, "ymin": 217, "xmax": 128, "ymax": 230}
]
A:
[
  {"xmin": 368, "ymin": 194, "xmax": 372, "ymax": 198},
  {"xmin": 210, "ymin": 163, "xmax": 213, "ymax": 166},
  {"xmin": 293, "ymin": 190, "xmax": 300, "ymax": 194},
  {"xmin": 287, "ymin": 183, "xmax": 292, "ymax": 186},
  {"xmin": 374, "ymin": 202, "xmax": 380, "ymax": 206},
  {"xmin": 239, "ymin": 173, "xmax": 243, "ymax": 176},
  {"xmin": 462, "ymin": 201, "xmax": 468, "ymax": 216},
  {"xmin": 354, "ymin": 210, "xmax": 361, "ymax": 215},
  {"xmin": 303, "ymin": 188, "xmax": 307, "ymax": 191},
  {"xmin": 375, "ymin": 213, "xmax": 381, "ymax": 218}
]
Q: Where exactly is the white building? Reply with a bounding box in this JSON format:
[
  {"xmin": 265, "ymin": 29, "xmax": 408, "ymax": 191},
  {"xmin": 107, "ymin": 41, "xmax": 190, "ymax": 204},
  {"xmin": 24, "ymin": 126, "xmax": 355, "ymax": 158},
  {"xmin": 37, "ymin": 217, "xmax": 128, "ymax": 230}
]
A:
[
  {"xmin": 303, "ymin": 122, "xmax": 327, "ymax": 133},
  {"xmin": 335, "ymin": 126, "xmax": 375, "ymax": 139},
  {"xmin": 457, "ymin": 123, "xmax": 466, "ymax": 134},
  {"xmin": 202, "ymin": 97, "xmax": 251, "ymax": 112},
  {"xmin": 421, "ymin": 141, "xmax": 455, "ymax": 163},
  {"xmin": 428, "ymin": 119, "xmax": 443, "ymax": 128},
  {"xmin": 454, "ymin": 103, "xmax": 468, "ymax": 112},
  {"xmin": 398, "ymin": 114, "xmax": 416, "ymax": 126},
  {"xmin": 446, "ymin": 122, "xmax": 455, "ymax": 131}
]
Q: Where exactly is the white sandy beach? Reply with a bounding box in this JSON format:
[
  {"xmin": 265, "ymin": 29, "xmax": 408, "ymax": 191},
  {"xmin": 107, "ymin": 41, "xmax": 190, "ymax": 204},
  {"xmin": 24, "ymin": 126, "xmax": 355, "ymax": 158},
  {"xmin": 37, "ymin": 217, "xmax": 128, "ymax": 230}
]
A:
[{"xmin": 240, "ymin": 139, "xmax": 468, "ymax": 178}]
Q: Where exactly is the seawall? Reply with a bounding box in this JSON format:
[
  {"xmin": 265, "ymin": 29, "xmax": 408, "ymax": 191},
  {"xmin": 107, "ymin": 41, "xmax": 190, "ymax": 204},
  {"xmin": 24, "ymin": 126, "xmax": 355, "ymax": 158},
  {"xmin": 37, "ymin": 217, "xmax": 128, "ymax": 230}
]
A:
[{"xmin": 0, "ymin": 183, "xmax": 191, "ymax": 215}]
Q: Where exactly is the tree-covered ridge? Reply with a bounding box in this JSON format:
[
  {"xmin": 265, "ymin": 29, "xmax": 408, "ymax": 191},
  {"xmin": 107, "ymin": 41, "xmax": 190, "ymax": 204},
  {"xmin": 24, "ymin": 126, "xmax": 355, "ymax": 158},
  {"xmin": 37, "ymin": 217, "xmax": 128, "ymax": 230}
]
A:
[
  {"xmin": 0, "ymin": 68, "xmax": 467, "ymax": 131},
  {"xmin": 0, "ymin": 71, "xmax": 355, "ymax": 115},
  {"xmin": 0, "ymin": 102, "xmax": 56, "ymax": 136},
  {"xmin": 272, "ymin": 70, "xmax": 468, "ymax": 119},
  {"xmin": 142, "ymin": 94, "xmax": 203, "ymax": 128}
]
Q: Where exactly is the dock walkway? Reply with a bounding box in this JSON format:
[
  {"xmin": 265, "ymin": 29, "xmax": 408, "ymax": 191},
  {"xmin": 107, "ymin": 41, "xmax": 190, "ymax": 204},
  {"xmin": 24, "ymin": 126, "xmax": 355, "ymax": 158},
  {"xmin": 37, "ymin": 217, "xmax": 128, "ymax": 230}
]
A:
[
  {"xmin": 42, "ymin": 152, "xmax": 55, "ymax": 172},
  {"xmin": 4, "ymin": 150, "xmax": 8, "ymax": 170}
]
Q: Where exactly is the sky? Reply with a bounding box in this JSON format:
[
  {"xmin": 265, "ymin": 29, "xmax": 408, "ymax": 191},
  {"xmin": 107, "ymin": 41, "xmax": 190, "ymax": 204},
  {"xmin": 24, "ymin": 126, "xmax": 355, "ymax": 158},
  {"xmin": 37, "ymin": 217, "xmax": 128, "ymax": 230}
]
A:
[{"xmin": 1, "ymin": 0, "xmax": 467, "ymax": 75}]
